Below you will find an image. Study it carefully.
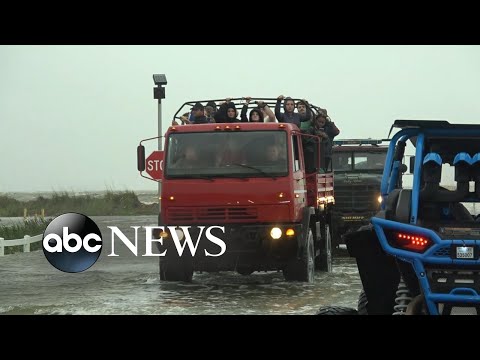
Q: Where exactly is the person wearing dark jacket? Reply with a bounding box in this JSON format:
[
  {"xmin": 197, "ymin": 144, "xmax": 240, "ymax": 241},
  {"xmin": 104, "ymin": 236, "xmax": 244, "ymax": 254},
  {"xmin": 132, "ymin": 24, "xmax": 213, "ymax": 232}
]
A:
[
  {"xmin": 241, "ymin": 97, "xmax": 264, "ymax": 123},
  {"xmin": 274, "ymin": 95, "xmax": 312, "ymax": 127},
  {"xmin": 214, "ymin": 99, "xmax": 241, "ymax": 123},
  {"xmin": 189, "ymin": 102, "xmax": 209, "ymax": 124},
  {"xmin": 303, "ymin": 111, "xmax": 340, "ymax": 171}
]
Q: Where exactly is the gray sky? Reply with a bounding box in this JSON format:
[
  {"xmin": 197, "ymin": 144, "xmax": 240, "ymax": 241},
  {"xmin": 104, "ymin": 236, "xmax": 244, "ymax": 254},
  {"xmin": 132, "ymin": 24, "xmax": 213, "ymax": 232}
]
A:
[{"xmin": 1, "ymin": 45, "xmax": 479, "ymax": 193}]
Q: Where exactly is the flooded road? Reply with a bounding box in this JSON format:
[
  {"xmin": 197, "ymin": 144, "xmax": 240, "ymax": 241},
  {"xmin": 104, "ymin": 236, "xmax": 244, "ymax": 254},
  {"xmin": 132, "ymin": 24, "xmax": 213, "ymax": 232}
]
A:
[{"xmin": 0, "ymin": 216, "xmax": 362, "ymax": 314}]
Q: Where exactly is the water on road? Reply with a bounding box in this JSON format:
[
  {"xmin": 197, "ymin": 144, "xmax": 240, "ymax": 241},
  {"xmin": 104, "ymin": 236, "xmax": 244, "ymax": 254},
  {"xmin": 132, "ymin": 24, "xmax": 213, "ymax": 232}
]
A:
[{"xmin": 0, "ymin": 216, "xmax": 361, "ymax": 315}]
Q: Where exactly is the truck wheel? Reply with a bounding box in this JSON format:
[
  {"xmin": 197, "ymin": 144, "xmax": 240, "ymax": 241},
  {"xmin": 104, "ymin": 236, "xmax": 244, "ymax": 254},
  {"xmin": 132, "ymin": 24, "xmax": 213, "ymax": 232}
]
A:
[
  {"xmin": 236, "ymin": 267, "xmax": 254, "ymax": 276},
  {"xmin": 357, "ymin": 289, "xmax": 368, "ymax": 315},
  {"xmin": 315, "ymin": 224, "xmax": 332, "ymax": 272},
  {"xmin": 283, "ymin": 229, "xmax": 315, "ymax": 282},
  {"xmin": 330, "ymin": 222, "xmax": 341, "ymax": 249},
  {"xmin": 316, "ymin": 306, "xmax": 358, "ymax": 315},
  {"xmin": 159, "ymin": 258, "xmax": 193, "ymax": 282}
]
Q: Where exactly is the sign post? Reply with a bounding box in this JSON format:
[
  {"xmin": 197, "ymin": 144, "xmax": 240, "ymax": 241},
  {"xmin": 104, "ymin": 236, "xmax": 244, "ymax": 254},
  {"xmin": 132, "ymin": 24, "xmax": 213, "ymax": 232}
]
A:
[{"xmin": 152, "ymin": 74, "xmax": 167, "ymax": 212}]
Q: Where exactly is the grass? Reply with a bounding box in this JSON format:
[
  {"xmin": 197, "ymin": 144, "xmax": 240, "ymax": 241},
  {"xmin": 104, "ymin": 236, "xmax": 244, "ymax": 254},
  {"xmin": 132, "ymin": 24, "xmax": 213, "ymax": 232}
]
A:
[
  {"xmin": 0, "ymin": 218, "xmax": 50, "ymax": 255},
  {"xmin": 0, "ymin": 190, "xmax": 157, "ymax": 217}
]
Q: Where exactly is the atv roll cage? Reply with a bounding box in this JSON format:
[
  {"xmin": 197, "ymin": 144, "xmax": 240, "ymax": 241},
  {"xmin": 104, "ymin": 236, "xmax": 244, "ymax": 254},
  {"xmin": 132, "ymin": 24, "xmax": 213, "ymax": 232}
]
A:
[{"xmin": 343, "ymin": 119, "xmax": 480, "ymax": 315}]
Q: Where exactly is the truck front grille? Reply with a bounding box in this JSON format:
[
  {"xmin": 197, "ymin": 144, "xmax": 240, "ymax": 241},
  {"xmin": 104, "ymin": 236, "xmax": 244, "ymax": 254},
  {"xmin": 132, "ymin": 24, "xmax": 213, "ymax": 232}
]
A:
[
  {"xmin": 167, "ymin": 207, "xmax": 258, "ymax": 223},
  {"xmin": 334, "ymin": 184, "xmax": 379, "ymax": 212}
]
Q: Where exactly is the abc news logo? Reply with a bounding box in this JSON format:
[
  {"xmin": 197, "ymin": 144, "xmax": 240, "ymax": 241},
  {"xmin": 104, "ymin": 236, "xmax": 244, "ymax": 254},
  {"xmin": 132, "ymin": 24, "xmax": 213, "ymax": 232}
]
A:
[
  {"xmin": 42, "ymin": 213, "xmax": 226, "ymax": 273},
  {"xmin": 42, "ymin": 213, "xmax": 103, "ymax": 273}
]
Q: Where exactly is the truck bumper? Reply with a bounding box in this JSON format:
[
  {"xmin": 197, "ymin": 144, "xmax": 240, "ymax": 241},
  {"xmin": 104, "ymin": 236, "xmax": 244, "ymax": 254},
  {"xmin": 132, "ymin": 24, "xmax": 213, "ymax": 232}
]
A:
[{"xmin": 157, "ymin": 224, "xmax": 303, "ymax": 272}]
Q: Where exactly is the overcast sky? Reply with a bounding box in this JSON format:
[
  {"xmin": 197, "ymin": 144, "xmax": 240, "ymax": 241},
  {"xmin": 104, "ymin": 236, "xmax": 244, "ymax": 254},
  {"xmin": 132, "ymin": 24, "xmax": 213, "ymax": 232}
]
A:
[{"xmin": 1, "ymin": 45, "xmax": 479, "ymax": 193}]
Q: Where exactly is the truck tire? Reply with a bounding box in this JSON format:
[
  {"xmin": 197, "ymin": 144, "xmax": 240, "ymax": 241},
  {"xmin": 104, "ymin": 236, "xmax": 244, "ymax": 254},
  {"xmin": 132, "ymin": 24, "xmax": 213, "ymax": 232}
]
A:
[
  {"xmin": 236, "ymin": 267, "xmax": 254, "ymax": 276},
  {"xmin": 357, "ymin": 289, "xmax": 368, "ymax": 315},
  {"xmin": 331, "ymin": 221, "xmax": 342, "ymax": 249},
  {"xmin": 316, "ymin": 306, "xmax": 358, "ymax": 315},
  {"xmin": 315, "ymin": 224, "xmax": 332, "ymax": 272},
  {"xmin": 159, "ymin": 258, "xmax": 193, "ymax": 282},
  {"xmin": 283, "ymin": 229, "xmax": 315, "ymax": 282}
]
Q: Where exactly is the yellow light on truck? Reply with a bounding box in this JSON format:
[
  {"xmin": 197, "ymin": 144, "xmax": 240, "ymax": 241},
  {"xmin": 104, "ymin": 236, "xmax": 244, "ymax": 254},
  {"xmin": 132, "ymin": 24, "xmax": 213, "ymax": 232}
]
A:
[
  {"xmin": 286, "ymin": 229, "xmax": 295, "ymax": 236},
  {"xmin": 377, "ymin": 195, "xmax": 383, "ymax": 203},
  {"xmin": 159, "ymin": 231, "xmax": 168, "ymax": 238},
  {"xmin": 270, "ymin": 227, "xmax": 282, "ymax": 239},
  {"xmin": 278, "ymin": 192, "xmax": 285, "ymax": 198},
  {"xmin": 169, "ymin": 196, "xmax": 174, "ymax": 201}
]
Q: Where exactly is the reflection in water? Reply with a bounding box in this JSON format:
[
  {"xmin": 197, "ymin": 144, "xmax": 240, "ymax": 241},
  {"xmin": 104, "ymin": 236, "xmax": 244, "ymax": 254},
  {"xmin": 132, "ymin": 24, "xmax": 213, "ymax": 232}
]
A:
[{"xmin": 0, "ymin": 216, "xmax": 361, "ymax": 315}]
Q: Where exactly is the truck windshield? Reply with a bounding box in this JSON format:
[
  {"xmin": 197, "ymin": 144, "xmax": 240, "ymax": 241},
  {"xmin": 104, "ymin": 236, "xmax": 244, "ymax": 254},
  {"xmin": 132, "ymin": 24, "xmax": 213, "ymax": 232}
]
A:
[
  {"xmin": 333, "ymin": 151, "xmax": 386, "ymax": 171},
  {"xmin": 165, "ymin": 131, "xmax": 288, "ymax": 179}
]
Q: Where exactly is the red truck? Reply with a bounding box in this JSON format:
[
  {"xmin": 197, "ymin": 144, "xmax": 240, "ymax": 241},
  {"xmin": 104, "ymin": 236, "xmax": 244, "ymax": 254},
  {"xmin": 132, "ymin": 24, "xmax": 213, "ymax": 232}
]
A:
[{"xmin": 138, "ymin": 98, "xmax": 335, "ymax": 282}]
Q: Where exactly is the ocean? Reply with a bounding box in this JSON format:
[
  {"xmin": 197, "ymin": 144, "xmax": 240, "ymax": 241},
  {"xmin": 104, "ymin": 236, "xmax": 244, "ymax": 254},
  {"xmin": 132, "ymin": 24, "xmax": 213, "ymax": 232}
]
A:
[{"xmin": 2, "ymin": 190, "xmax": 159, "ymax": 205}]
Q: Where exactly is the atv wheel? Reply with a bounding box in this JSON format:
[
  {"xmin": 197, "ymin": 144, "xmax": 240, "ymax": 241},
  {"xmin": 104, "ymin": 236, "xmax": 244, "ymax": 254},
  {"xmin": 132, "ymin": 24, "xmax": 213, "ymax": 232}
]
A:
[
  {"xmin": 316, "ymin": 306, "xmax": 358, "ymax": 315},
  {"xmin": 357, "ymin": 289, "xmax": 368, "ymax": 315}
]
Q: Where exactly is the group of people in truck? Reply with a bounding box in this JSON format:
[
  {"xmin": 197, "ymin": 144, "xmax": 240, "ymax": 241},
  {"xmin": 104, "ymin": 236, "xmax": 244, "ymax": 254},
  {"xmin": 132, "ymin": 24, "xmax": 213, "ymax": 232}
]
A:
[
  {"xmin": 173, "ymin": 96, "xmax": 340, "ymax": 140},
  {"xmin": 172, "ymin": 96, "xmax": 340, "ymax": 170}
]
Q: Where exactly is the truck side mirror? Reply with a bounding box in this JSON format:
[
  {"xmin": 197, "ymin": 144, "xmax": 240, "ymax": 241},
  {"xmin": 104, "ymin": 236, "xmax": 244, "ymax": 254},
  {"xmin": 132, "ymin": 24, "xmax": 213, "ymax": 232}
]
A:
[
  {"xmin": 409, "ymin": 156, "xmax": 415, "ymax": 174},
  {"xmin": 137, "ymin": 145, "xmax": 146, "ymax": 172}
]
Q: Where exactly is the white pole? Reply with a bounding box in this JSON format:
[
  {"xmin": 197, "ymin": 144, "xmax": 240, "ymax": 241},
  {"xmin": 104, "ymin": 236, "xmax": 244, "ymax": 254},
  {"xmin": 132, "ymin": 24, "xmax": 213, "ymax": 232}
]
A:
[
  {"xmin": 24, "ymin": 235, "xmax": 31, "ymax": 253},
  {"xmin": 158, "ymin": 99, "xmax": 162, "ymax": 214},
  {"xmin": 0, "ymin": 237, "xmax": 4, "ymax": 256}
]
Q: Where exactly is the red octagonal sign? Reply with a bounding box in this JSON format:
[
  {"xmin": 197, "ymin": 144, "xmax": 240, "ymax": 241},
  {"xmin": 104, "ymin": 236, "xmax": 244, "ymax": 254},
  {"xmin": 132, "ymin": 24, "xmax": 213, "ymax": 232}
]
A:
[{"xmin": 146, "ymin": 151, "xmax": 164, "ymax": 180}]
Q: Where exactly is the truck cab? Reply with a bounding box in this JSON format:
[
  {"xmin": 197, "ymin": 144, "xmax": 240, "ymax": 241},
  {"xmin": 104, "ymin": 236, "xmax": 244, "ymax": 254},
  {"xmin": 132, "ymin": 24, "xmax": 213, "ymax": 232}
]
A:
[{"xmin": 331, "ymin": 139, "xmax": 388, "ymax": 247}]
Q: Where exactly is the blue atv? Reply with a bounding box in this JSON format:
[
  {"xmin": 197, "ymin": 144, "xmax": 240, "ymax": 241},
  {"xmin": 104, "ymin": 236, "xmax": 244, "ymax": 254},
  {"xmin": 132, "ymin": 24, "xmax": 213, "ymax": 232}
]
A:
[{"xmin": 320, "ymin": 120, "xmax": 480, "ymax": 315}]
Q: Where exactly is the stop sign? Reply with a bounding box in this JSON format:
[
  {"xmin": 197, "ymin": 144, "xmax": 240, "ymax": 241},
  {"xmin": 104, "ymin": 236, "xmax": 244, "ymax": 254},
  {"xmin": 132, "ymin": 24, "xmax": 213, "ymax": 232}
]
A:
[{"xmin": 145, "ymin": 151, "xmax": 164, "ymax": 180}]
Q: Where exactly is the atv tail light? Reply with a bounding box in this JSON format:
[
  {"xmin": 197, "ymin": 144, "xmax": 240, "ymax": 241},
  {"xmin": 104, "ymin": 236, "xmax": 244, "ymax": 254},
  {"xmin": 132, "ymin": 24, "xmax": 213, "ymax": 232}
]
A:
[{"xmin": 389, "ymin": 231, "xmax": 432, "ymax": 253}]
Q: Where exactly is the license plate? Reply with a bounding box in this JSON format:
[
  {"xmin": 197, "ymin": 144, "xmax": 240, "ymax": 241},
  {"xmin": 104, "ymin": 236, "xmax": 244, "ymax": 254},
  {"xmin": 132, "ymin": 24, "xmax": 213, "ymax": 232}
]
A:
[{"xmin": 455, "ymin": 246, "xmax": 475, "ymax": 259}]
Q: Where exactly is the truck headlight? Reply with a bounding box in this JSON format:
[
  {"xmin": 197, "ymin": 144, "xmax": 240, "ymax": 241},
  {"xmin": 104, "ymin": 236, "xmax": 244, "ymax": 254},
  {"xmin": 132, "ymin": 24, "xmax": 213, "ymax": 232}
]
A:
[{"xmin": 270, "ymin": 227, "xmax": 282, "ymax": 239}]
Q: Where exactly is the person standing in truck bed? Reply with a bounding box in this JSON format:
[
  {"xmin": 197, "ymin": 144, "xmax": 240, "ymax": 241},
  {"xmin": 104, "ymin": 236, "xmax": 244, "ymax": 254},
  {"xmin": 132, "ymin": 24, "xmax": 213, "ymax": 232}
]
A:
[
  {"xmin": 306, "ymin": 111, "xmax": 340, "ymax": 170},
  {"xmin": 274, "ymin": 95, "xmax": 312, "ymax": 128},
  {"xmin": 214, "ymin": 99, "xmax": 241, "ymax": 123}
]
